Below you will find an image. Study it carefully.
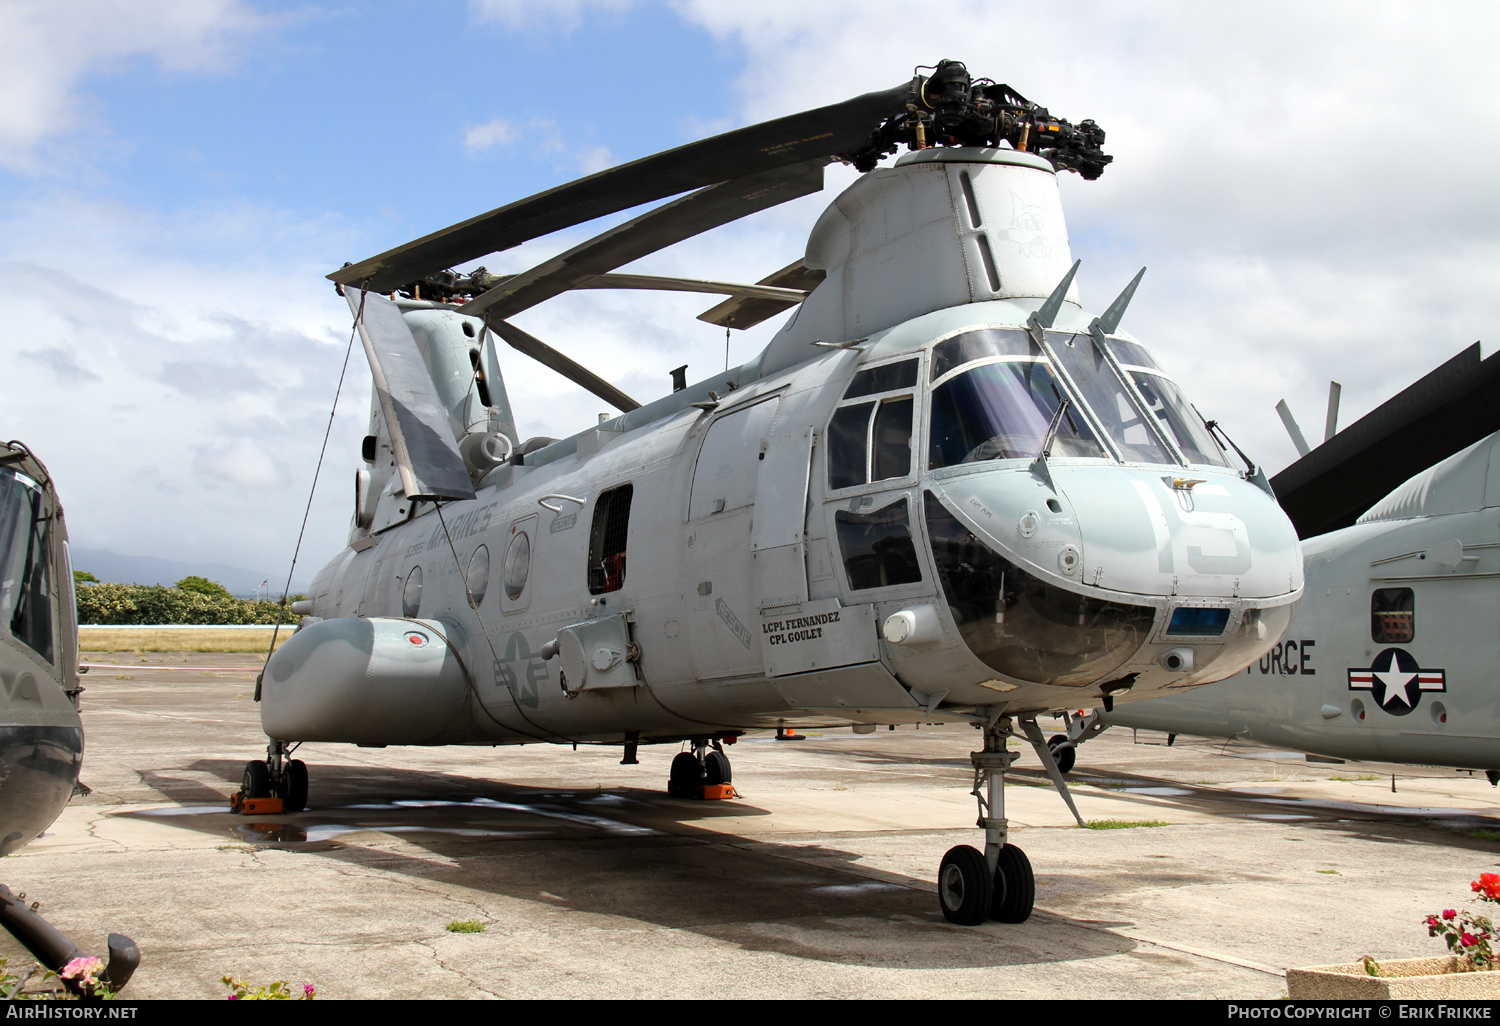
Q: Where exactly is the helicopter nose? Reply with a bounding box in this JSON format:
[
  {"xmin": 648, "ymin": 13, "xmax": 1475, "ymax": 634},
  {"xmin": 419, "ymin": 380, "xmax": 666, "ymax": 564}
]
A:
[{"xmin": 1045, "ymin": 466, "xmax": 1302, "ymax": 600}]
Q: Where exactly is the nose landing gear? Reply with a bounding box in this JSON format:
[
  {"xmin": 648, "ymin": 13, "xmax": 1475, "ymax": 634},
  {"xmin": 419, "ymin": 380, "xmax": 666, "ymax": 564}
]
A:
[{"xmin": 939, "ymin": 712, "xmax": 1083, "ymax": 926}]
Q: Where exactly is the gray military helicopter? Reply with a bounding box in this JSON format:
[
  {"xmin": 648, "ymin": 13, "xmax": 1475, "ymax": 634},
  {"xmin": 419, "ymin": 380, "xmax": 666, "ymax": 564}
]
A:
[
  {"xmin": 252, "ymin": 60, "xmax": 1304, "ymax": 926},
  {"xmin": 1051, "ymin": 344, "xmax": 1500, "ymax": 777},
  {"xmin": 0, "ymin": 441, "xmax": 137, "ymax": 994}
]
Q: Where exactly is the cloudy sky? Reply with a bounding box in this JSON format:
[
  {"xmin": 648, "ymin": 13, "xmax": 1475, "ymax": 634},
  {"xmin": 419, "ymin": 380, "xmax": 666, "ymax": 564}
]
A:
[{"xmin": 2, "ymin": 0, "xmax": 1497, "ymax": 582}]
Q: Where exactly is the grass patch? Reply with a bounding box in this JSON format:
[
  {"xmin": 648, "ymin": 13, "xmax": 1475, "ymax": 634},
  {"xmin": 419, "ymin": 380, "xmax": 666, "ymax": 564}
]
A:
[
  {"xmin": 78, "ymin": 628, "xmax": 293, "ymax": 654},
  {"xmin": 1464, "ymin": 829, "xmax": 1500, "ymax": 842},
  {"xmin": 1317, "ymin": 869, "xmax": 1340, "ymax": 874},
  {"xmin": 446, "ymin": 919, "xmax": 485, "ymax": 934},
  {"xmin": 1330, "ymin": 774, "xmax": 1382, "ymax": 781},
  {"xmin": 1082, "ymin": 819, "xmax": 1170, "ymax": 830}
]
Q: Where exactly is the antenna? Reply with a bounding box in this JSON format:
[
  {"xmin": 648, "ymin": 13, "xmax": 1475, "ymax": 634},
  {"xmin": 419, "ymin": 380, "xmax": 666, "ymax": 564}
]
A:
[
  {"xmin": 1027, "ymin": 259, "xmax": 1082, "ymax": 335},
  {"xmin": 1090, "ymin": 267, "xmax": 1146, "ymax": 336}
]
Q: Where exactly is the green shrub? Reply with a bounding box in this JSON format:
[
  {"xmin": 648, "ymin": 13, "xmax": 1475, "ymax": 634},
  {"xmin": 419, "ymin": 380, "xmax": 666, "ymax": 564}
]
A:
[{"xmin": 75, "ymin": 583, "xmax": 296, "ymax": 625}]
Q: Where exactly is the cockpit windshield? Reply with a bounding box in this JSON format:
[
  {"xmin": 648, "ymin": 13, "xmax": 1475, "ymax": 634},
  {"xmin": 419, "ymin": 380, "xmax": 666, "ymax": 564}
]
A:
[
  {"xmin": 924, "ymin": 327, "xmax": 1229, "ymax": 470},
  {"xmin": 0, "ymin": 467, "xmax": 53, "ymax": 663},
  {"xmin": 928, "ymin": 328, "xmax": 1103, "ymax": 466},
  {"xmin": 1050, "ymin": 332, "xmax": 1173, "ymax": 464}
]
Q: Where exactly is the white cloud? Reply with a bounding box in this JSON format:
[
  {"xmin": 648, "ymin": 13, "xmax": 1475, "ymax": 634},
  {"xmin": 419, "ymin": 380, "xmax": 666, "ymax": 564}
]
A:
[
  {"xmin": 464, "ymin": 119, "xmax": 519, "ymax": 154},
  {"xmin": 668, "ymin": 0, "xmax": 1500, "ymax": 475},
  {"xmin": 0, "ymin": 0, "xmax": 268, "ymax": 170},
  {"xmin": 468, "ymin": 0, "xmax": 634, "ymax": 33},
  {"xmin": 463, "ymin": 116, "xmax": 615, "ymax": 174}
]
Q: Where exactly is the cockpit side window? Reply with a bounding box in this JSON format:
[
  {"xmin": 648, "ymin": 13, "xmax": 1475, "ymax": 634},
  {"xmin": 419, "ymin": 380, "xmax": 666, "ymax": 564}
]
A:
[
  {"xmin": 834, "ymin": 498, "xmax": 922, "ymax": 590},
  {"xmin": 827, "ymin": 359, "xmax": 918, "ymax": 491},
  {"xmin": 0, "ymin": 468, "xmax": 53, "ymax": 663}
]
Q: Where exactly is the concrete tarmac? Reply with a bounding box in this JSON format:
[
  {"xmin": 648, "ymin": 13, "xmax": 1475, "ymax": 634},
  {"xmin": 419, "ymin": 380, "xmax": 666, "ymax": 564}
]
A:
[{"xmin": 5, "ymin": 652, "xmax": 1500, "ymax": 999}]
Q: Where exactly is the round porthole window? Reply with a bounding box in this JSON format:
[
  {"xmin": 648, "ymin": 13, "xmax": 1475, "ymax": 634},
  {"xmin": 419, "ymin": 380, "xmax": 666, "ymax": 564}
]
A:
[
  {"xmin": 402, "ymin": 566, "xmax": 423, "ymax": 617},
  {"xmin": 503, "ymin": 531, "xmax": 531, "ymax": 600},
  {"xmin": 466, "ymin": 544, "xmax": 490, "ymax": 607}
]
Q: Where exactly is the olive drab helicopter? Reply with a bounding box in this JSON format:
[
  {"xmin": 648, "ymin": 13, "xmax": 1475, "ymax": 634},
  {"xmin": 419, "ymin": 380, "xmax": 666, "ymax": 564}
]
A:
[
  {"xmin": 252, "ymin": 59, "xmax": 1304, "ymax": 926},
  {"xmin": 0, "ymin": 442, "xmax": 138, "ymax": 994}
]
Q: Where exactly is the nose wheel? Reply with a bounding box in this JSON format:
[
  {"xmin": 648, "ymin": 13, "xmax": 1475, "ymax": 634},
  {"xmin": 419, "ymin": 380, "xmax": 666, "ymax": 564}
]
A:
[{"xmin": 939, "ymin": 712, "xmax": 1079, "ymax": 926}]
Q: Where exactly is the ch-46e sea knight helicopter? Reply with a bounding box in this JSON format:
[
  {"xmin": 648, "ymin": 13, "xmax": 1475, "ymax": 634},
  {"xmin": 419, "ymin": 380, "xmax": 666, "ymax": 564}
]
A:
[
  {"xmin": 0, "ymin": 442, "xmax": 137, "ymax": 994},
  {"xmin": 254, "ymin": 60, "xmax": 1303, "ymax": 926}
]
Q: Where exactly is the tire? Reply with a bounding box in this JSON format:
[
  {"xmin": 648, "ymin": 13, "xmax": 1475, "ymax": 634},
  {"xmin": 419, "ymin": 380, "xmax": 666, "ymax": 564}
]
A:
[
  {"xmin": 990, "ymin": 843, "xmax": 1036, "ymax": 923},
  {"xmin": 938, "ymin": 845, "xmax": 993, "ymax": 926},
  {"xmin": 703, "ymin": 750, "xmax": 732, "ymax": 786},
  {"xmin": 281, "ymin": 760, "xmax": 308, "ymax": 812},
  {"xmin": 1048, "ymin": 734, "xmax": 1076, "ymax": 775},
  {"xmin": 242, "ymin": 760, "xmax": 270, "ymax": 799},
  {"xmin": 668, "ymin": 752, "xmax": 703, "ymax": 798}
]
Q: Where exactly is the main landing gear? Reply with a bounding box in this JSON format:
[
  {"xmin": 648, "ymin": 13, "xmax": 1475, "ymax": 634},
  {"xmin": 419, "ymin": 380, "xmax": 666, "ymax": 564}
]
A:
[
  {"xmin": 667, "ymin": 737, "xmax": 733, "ymax": 798},
  {"xmin": 939, "ymin": 711, "xmax": 1086, "ymax": 926},
  {"xmin": 242, "ymin": 740, "xmax": 308, "ymax": 812}
]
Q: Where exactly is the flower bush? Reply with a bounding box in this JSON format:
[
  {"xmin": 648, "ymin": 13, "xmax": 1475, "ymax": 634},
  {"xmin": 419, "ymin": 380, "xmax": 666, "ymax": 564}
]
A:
[
  {"xmin": 1423, "ymin": 873, "xmax": 1500, "ymax": 970},
  {"xmin": 222, "ymin": 976, "xmax": 317, "ymax": 1000}
]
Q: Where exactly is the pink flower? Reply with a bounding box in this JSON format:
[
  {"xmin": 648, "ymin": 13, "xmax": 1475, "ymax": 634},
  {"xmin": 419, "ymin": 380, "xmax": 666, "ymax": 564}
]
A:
[
  {"xmin": 303, "ymin": 984, "xmax": 316, "ymax": 997},
  {"xmin": 1445, "ymin": 909, "xmax": 1458, "ymax": 919},
  {"xmin": 59, "ymin": 956, "xmax": 102, "ymax": 982},
  {"xmin": 1462, "ymin": 932, "xmax": 1479, "ymax": 946}
]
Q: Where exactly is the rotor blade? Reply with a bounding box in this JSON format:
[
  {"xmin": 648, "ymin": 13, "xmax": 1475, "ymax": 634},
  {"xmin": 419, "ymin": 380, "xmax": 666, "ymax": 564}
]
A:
[
  {"xmin": 329, "ymin": 83, "xmax": 914, "ymax": 292},
  {"xmin": 698, "ymin": 259, "xmax": 828, "ymax": 330},
  {"xmin": 486, "ymin": 319, "xmax": 641, "ymax": 413},
  {"xmin": 459, "ymin": 161, "xmax": 825, "ymax": 321},
  {"xmin": 583, "ymin": 273, "xmax": 807, "ymax": 303},
  {"xmin": 346, "ymin": 289, "xmax": 477, "ymax": 502}
]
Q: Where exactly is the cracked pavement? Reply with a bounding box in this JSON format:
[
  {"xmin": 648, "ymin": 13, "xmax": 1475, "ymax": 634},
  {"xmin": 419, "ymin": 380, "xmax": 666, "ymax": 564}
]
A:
[{"xmin": 3, "ymin": 651, "xmax": 1499, "ymax": 998}]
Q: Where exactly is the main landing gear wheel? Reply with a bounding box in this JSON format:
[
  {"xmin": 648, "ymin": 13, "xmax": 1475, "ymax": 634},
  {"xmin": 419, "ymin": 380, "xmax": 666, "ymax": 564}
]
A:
[
  {"xmin": 703, "ymin": 749, "xmax": 732, "ymax": 785},
  {"xmin": 668, "ymin": 752, "xmax": 703, "ymax": 798},
  {"xmin": 1048, "ymin": 734, "xmax": 1075, "ymax": 774},
  {"xmin": 242, "ymin": 760, "xmax": 270, "ymax": 799},
  {"xmin": 990, "ymin": 843, "xmax": 1035, "ymax": 923},
  {"xmin": 280, "ymin": 759, "xmax": 308, "ymax": 812},
  {"xmin": 939, "ymin": 845, "xmax": 993, "ymax": 925}
]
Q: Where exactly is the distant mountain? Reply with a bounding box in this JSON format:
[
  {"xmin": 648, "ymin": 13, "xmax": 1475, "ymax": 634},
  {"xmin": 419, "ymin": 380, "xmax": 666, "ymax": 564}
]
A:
[{"xmin": 69, "ymin": 548, "xmax": 309, "ymax": 599}]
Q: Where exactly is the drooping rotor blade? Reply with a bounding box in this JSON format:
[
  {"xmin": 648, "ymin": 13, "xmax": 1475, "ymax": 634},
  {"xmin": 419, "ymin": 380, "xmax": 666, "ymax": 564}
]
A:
[
  {"xmin": 486, "ymin": 319, "xmax": 641, "ymax": 413},
  {"xmin": 346, "ymin": 289, "xmax": 477, "ymax": 502},
  {"xmin": 460, "ymin": 162, "xmax": 826, "ymax": 321},
  {"xmin": 1272, "ymin": 343, "xmax": 1500, "ymax": 538},
  {"xmin": 583, "ymin": 273, "xmax": 807, "ymax": 303},
  {"xmin": 698, "ymin": 259, "xmax": 828, "ymax": 330},
  {"xmin": 329, "ymin": 84, "xmax": 914, "ymax": 293}
]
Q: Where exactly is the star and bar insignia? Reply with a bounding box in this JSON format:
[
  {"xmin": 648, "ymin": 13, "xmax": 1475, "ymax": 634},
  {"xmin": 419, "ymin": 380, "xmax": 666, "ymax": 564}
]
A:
[{"xmin": 1347, "ymin": 647, "xmax": 1446, "ymax": 716}]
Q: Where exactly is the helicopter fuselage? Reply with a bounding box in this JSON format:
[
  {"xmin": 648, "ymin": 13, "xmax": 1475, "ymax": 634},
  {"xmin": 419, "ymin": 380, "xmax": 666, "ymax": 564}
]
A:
[{"xmin": 270, "ymin": 297, "xmax": 1302, "ymax": 747}]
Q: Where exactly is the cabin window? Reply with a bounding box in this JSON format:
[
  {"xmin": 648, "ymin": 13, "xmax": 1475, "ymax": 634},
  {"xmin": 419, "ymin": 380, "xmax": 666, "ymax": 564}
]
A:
[
  {"xmin": 826, "ymin": 359, "xmax": 918, "ymax": 491},
  {"xmin": 588, "ymin": 484, "xmax": 633, "ymax": 595},
  {"xmin": 402, "ymin": 566, "xmax": 423, "ymax": 617},
  {"xmin": 0, "ymin": 467, "xmax": 52, "ymax": 663},
  {"xmin": 465, "ymin": 545, "xmax": 490, "ymax": 608},
  {"xmin": 834, "ymin": 498, "xmax": 922, "ymax": 590},
  {"xmin": 1371, "ymin": 588, "xmax": 1414, "ymax": 643},
  {"xmin": 503, "ymin": 531, "xmax": 531, "ymax": 600}
]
